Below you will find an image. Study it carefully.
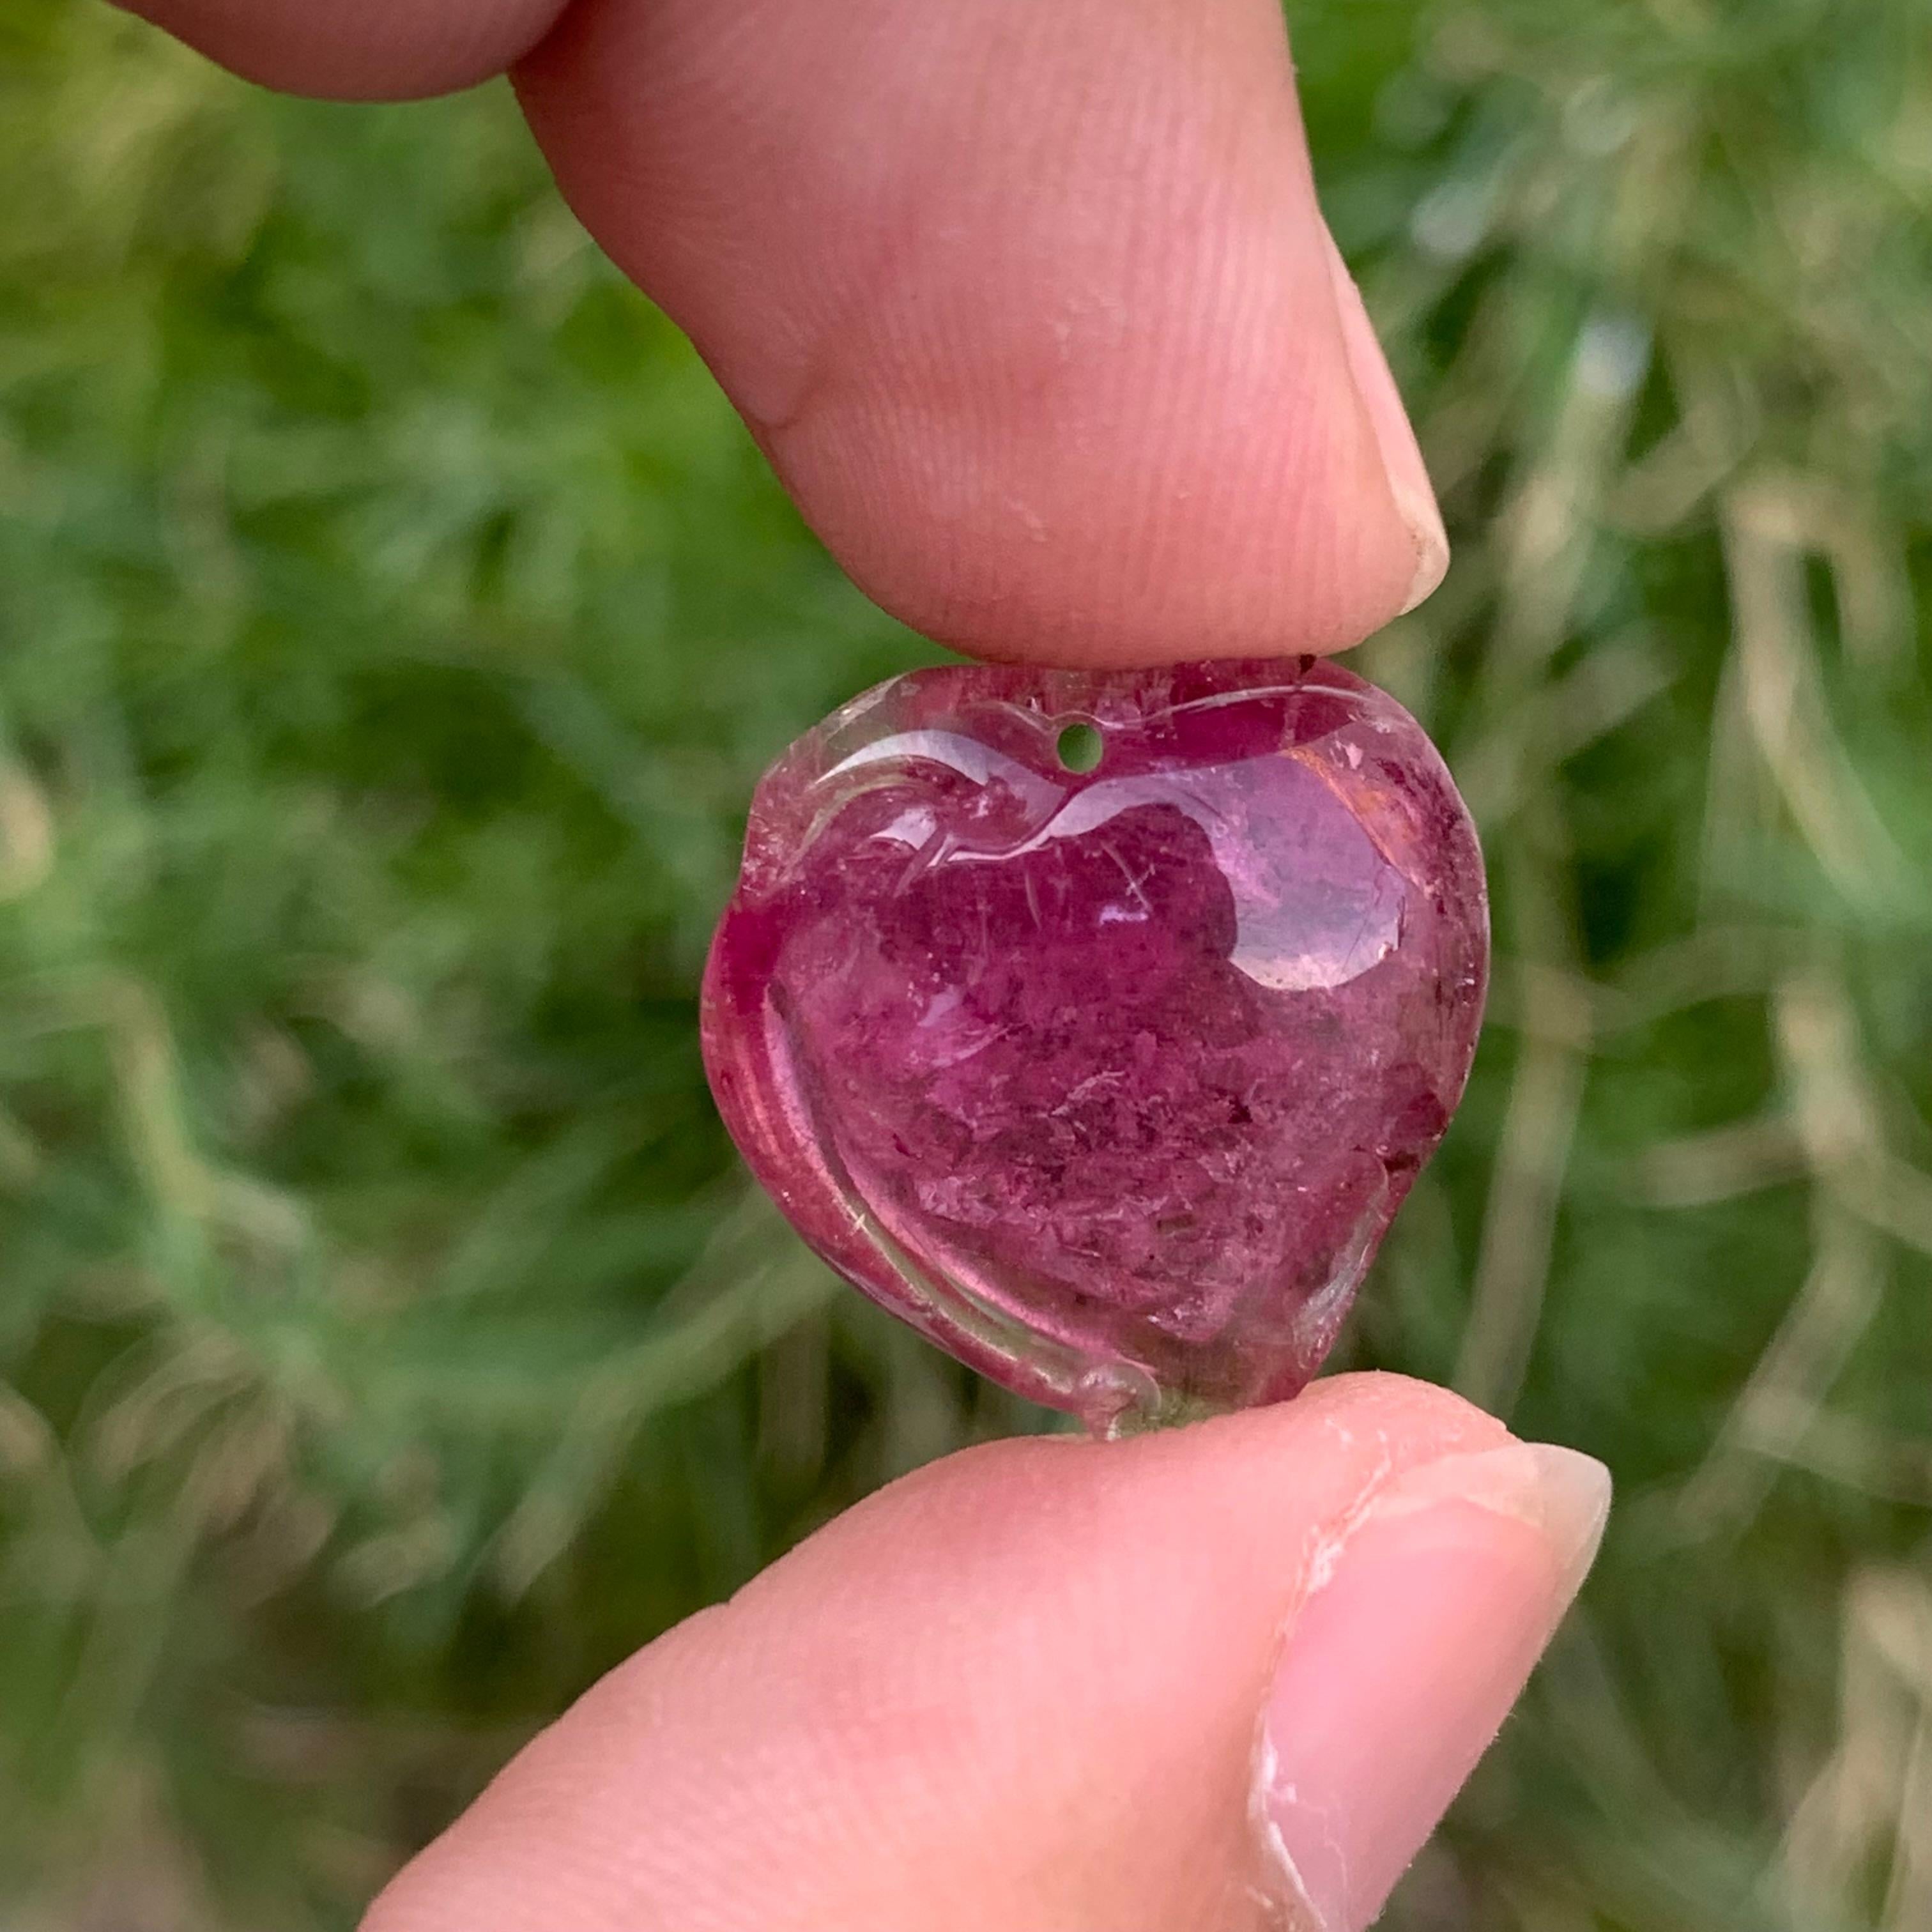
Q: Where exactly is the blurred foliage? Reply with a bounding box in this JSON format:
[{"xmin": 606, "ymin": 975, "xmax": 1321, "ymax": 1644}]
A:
[{"xmin": 1, "ymin": 0, "xmax": 1930, "ymax": 1924}]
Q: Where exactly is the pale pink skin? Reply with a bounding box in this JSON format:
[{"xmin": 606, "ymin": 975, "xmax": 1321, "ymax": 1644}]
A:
[
  {"xmin": 369, "ymin": 1381, "xmax": 1607, "ymax": 1932},
  {"xmin": 703, "ymin": 659, "xmax": 1487, "ymax": 1430},
  {"xmin": 135, "ymin": 5, "xmax": 1609, "ymax": 1929}
]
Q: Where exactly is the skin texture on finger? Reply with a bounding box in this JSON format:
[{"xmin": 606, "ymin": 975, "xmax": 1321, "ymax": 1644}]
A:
[
  {"xmin": 118, "ymin": 0, "xmax": 1446, "ymax": 663},
  {"xmin": 514, "ymin": 0, "xmax": 1439, "ymax": 664},
  {"xmin": 364, "ymin": 1375, "xmax": 1534, "ymax": 1932},
  {"xmin": 112, "ymin": 0, "xmax": 567, "ymax": 101}
]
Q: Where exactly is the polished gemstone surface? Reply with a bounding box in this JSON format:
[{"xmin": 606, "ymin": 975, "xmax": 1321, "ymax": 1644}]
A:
[{"xmin": 701, "ymin": 658, "xmax": 1487, "ymax": 1432}]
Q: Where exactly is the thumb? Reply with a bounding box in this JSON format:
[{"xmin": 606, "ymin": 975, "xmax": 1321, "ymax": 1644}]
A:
[{"xmin": 364, "ymin": 1374, "xmax": 1609, "ymax": 1932}]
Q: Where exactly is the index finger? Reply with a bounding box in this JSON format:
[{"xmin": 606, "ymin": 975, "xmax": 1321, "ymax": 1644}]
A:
[{"xmin": 125, "ymin": 0, "xmax": 1447, "ymax": 662}]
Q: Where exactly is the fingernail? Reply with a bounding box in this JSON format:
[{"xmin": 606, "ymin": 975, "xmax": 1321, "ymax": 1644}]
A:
[
  {"xmin": 1253, "ymin": 1442, "xmax": 1610, "ymax": 1931},
  {"xmin": 1321, "ymin": 227, "xmax": 1449, "ymax": 615}
]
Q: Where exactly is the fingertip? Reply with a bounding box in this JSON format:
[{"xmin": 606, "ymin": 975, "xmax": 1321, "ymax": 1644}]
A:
[
  {"xmin": 760, "ymin": 330, "xmax": 1423, "ymax": 667},
  {"xmin": 516, "ymin": 0, "xmax": 1436, "ymax": 668},
  {"xmin": 132, "ymin": 0, "xmax": 1442, "ymax": 657}
]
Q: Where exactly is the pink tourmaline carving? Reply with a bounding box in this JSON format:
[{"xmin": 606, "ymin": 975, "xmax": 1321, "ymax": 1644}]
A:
[{"xmin": 702, "ymin": 658, "xmax": 1487, "ymax": 1433}]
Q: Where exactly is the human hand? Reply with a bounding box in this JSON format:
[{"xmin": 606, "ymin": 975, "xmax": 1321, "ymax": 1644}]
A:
[
  {"xmin": 114, "ymin": 3, "xmax": 1607, "ymax": 1926},
  {"xmin": 126, "ymin": 0, "xmax": 1448, "ymax": 667}
]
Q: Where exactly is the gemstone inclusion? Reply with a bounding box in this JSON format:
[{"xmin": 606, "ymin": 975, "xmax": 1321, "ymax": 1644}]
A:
[{"xmin": 702, "ymin": 658, "xmax": 1487, "ymax": 1433}]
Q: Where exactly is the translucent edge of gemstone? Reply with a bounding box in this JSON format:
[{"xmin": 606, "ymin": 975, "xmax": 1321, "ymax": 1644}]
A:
[{"xmin": 702, "ymin": 928, "xmax": 1182, "ymax": 1434}]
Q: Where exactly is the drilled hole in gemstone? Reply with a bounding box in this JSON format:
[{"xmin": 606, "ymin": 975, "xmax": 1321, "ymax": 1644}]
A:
[{"xmin": 1055, "ymin": 720, "xmax": 1103, "ymax": 774}]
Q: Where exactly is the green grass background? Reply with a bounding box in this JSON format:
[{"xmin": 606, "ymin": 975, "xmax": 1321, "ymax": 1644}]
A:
[{"xmin": 3, "ymin": 0, "xmax": 1931, "ymax": 1924}]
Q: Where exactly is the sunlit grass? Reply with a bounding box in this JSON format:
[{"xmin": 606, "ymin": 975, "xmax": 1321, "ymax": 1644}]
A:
[{"xmin": 1, "ymin": 0, "xmax": 1929, "ymax": 1924}]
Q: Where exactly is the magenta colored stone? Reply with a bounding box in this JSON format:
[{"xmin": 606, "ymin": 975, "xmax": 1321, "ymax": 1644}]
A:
[{"xmin": 701, "ymin": 657, "xmax": 1487, "ymax": 1433}]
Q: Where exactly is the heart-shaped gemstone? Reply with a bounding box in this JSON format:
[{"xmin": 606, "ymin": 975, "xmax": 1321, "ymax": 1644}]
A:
[{"xmin": 702, "ymin": 657, "xmax": 1487, "ymax": 1433}]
